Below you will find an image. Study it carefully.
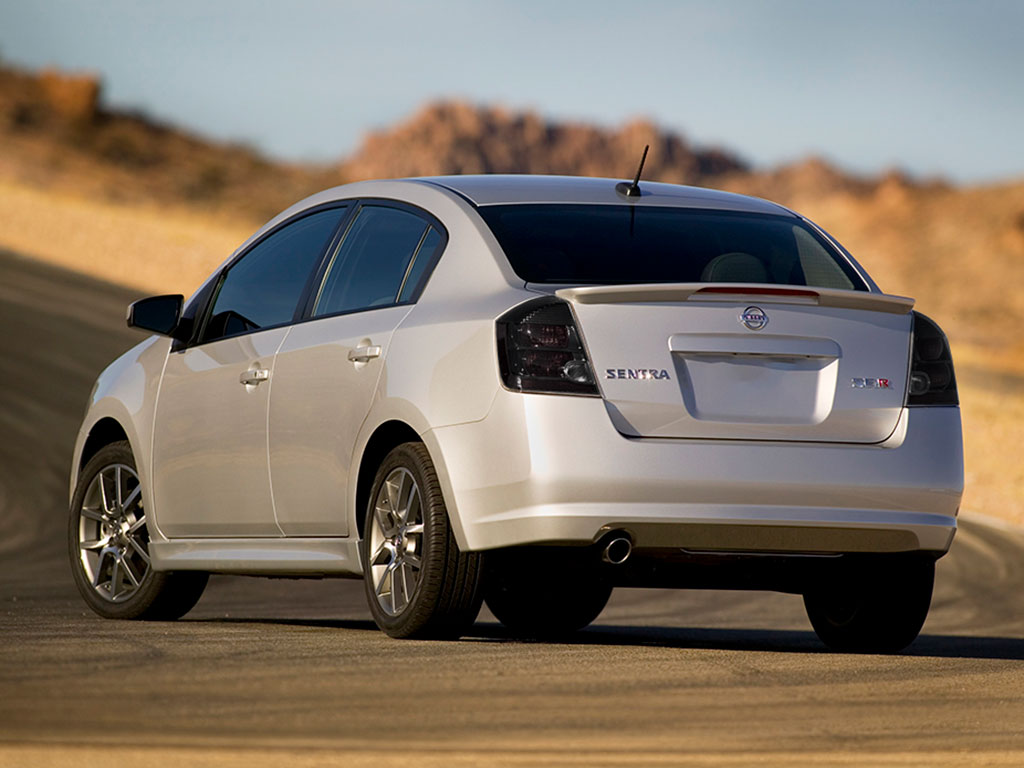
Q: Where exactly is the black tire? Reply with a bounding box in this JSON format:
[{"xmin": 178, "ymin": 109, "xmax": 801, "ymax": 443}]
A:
[
  {"xmin": 484, "ymin": 549, "xmax": 612, "ymax": 638},
  {"xmin": 803, "ymin": 556, "xmax": 935, "ymax": 653},
  {"xmin": 361, "ymin": 442, "xmax": 483, "ymax": 639},
  {"xmin": 68, "ymin": 440, "xmax": 208, "ymax": 620}
]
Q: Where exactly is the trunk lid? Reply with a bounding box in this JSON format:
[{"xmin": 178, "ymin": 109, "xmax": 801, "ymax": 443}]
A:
[{"xmin": 555, "ymin": 283, "xmax": 913, "ymax": 443}]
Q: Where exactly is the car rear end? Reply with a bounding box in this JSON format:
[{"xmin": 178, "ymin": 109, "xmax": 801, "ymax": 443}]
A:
[{"xmin": 427, "ymin": 186, "xmax": 963, "ymax": 566}]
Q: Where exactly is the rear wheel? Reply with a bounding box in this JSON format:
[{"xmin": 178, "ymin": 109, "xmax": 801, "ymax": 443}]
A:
[
  {"xmin": 68, "ymin": 441, "xmax": 207, "ymax": 620},
  {"xmin": 803, "ymin": 557, "xmax": 935, "ymax": 653},
  {"xmin": 361, "ymin": 442, "xmax": 483, "ymax": 639},
  {"xmin": 484, "ymin": 551, "xmax": 612, "ymax": 638}
]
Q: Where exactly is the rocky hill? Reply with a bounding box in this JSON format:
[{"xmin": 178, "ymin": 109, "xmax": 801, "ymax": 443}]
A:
[
  {"xmin": 0, "ymin": 62, "xmax": 876, "ymax": 218},
  {"xmin": 339, "ymin": 101, "xmax": 747, "ymax": 183},
  {"xmin": 0, "ymin": 63, "xmax": 338, "ymax": 221}
]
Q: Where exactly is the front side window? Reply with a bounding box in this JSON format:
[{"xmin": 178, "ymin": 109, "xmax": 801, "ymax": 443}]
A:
[
  {"xmin": 202, "ymin": 207, "xmax": 346, "ymax": 343},
  {"xmin": 313, "ymin": 205, "xmax": 438, "ymax": 317},
  {"xmin": 477, "ymin": 205, "xmax": 866, "ymax": 291}
]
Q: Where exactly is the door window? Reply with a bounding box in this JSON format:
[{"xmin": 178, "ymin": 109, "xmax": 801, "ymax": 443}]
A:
[
  {"xmin": 313, "ymin": 205, "xmax": 437, "ymax": 317},
  {"xmin": 202, "ymin": 207, "xmax": 346, "ymax": 343}
]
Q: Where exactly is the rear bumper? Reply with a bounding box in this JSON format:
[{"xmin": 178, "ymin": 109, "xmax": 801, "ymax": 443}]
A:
[{"xmin": 427, "ymin": 393, "xmax": 963, "ymax": 554}]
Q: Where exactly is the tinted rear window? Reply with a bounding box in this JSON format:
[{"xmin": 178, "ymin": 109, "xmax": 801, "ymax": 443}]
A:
[{"xmin": 477, "ymin": 205, "xmax": 866, "ymax": 290}]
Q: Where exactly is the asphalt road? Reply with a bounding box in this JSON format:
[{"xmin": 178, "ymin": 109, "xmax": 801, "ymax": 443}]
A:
[{"xmin": 1, "ymin": 249, "xmax": 1023, "ymax": 767}]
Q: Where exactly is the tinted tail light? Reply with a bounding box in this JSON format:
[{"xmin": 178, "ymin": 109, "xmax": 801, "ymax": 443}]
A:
[
  {"xmin": 497, "ymin": 298, "xmax": 599, "ymax": 396},
  {"xmin": 907, "ymin": 312, "xmax": 958, "ymax": 406}
]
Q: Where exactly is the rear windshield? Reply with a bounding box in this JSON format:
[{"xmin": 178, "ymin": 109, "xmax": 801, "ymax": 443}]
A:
[{"xmin": 477, "ymin": 204, "xmax": 867, "ymax": 290}]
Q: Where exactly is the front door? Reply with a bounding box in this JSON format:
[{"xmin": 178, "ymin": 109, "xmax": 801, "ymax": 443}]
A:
[{"xmin": 152, "ymin": 329, "xmax": 287, "ymax": 537}]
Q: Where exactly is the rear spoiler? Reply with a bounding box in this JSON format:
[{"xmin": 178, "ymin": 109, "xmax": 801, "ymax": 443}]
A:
[{"xmin": 554, "ymin": 283, "xmax": 915, "ymax": 315}]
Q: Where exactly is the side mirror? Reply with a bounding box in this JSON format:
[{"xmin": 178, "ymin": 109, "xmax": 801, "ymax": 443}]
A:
[{"xmin": 126, "ymin": 294, "xmax": 184, "ymax": 336}]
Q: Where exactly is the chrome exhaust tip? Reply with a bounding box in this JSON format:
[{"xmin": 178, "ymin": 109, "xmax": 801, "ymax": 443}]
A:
[{"xmin": 601, "ymin": 535, "xmax": 633, "ymax": 565}]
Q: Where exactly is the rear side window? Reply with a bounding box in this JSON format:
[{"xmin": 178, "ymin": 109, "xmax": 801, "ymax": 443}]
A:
[
  {"xmin": 313, "ymin": 205, "xmax": 436, "ymax": 317},
  {"xmin": 202, "ymin": 207, "xmax": 346, "ymax": 343},
  {"xmin": 477, "ymin": 205, "xmax": 866, "ymax": 291},
  {"xmin": 398, "ymin": 226, "xmax": 442, "ymax": 303}
]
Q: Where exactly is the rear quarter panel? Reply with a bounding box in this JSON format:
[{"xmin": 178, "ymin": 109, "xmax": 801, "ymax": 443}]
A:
[{"xmin": 347, "ymin": 184, "xmax": 530, "ymax": 542}]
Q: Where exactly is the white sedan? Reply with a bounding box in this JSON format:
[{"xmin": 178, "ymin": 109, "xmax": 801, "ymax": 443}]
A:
[{"xmin": 69, "ymin": 174, "xmax": 963, "ymax": 652}]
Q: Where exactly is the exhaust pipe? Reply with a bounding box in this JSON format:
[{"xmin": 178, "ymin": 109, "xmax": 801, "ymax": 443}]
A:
[{"xmin": 601, "ymin": 534, "xmax": 633, "ymax": 565}]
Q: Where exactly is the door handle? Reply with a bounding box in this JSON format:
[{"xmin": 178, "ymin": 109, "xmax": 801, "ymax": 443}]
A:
[
  {"xmin": 348, "ymin": 345, "xmax": 382, "ymax": 363},
  {"xmin": 239, "ymin": 368, "xmax": 270, "ymax": 386}
]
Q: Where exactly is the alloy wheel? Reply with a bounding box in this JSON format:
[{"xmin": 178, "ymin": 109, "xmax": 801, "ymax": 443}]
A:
[
  {"xmin": 76, "ymin": 463, "xmax": 150, "ymax": 603},
  {"xmin": 368, "ymin": 467, "xmax": 424, "ymax": 616}
]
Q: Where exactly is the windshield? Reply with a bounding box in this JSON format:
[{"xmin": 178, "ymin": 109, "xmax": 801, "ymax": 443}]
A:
[{"xmin": 477, "ymin": 204, "xmax": 867, "ymax": 290}]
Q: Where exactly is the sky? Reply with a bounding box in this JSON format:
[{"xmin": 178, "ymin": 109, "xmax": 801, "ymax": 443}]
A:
[{"xmin": 1, "ymin": 0, "xmax": 1021, "ymax": 184}]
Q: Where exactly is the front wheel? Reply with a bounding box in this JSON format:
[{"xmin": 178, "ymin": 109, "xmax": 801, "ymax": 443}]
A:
[
  {"xmin": 803, "ymin": 557, "xmax": 935, "ymax": 653},
  {"xmin": 361, "ymin": 442, "xmax": 483, "ymax": 639},
  {"xmin": 68, "ymin": 440, "xmax": 208, "ymax": 620}
]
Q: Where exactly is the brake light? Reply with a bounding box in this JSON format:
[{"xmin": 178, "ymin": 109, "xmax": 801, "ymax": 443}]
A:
[
  {"xmin": 496, "ymin": 298, "xmax": 598, "ymax": 396},
  {"xmin": 694, "ymin": 286, "xmax": 820, "ymax": 299},
  {"xmin": 907, "ymin": 312, "xmax": 958, "ymax": 406}
]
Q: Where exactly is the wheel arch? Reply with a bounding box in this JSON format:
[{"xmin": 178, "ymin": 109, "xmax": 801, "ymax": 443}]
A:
[
  {"xmin": 79, "ymin": 417, "xmax": 130, "ymax": 472},
  {"xmin": 354, "ymin": 420, "xmax": 423, "ymax": 541},
  {"xmin": 70, "ymin": 402, "xmax": 147, "ymax": 508}
]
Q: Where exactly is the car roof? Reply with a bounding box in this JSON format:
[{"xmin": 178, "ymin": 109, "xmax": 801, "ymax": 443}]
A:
[{"xmin": 415, "ymin": 174, "xmax": 791, "ymax": 215}]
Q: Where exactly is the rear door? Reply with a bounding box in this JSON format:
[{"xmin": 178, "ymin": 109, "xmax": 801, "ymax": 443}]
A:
[
  {"xmin": 561, "ymin": 285, "xmax": 913, "ymax": 443},
  {"xmin": 269, "ymin": 203, "xmax": 444, "ymax": 536}
]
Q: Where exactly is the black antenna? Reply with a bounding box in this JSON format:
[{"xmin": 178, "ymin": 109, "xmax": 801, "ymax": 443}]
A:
[{"xmin": 616, "ymin": 144, "xmax": 649, "ymax": 198}]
